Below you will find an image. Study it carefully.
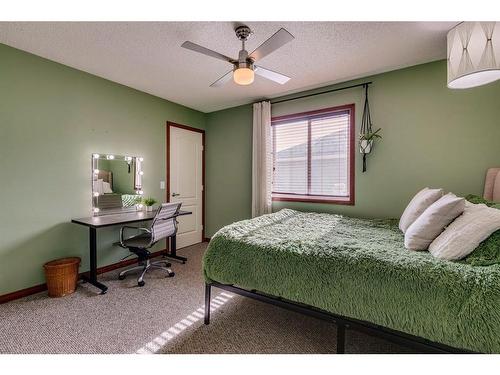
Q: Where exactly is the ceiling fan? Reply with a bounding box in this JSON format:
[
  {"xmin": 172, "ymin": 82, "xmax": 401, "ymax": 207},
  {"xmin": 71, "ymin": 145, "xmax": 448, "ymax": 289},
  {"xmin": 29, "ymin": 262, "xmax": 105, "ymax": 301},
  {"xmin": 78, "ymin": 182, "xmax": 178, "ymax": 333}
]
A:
[{"xmin": 181, "ymin": 25, "xmax": 294, "ymax": 87}]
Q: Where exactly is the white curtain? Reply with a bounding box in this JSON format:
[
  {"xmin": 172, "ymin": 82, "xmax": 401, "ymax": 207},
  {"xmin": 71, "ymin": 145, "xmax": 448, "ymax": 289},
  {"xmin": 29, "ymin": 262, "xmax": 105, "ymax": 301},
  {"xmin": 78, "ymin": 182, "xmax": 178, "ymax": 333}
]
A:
[{"xmin": 252, "ymin": 101, "xmax": 272, "ymax": 217}]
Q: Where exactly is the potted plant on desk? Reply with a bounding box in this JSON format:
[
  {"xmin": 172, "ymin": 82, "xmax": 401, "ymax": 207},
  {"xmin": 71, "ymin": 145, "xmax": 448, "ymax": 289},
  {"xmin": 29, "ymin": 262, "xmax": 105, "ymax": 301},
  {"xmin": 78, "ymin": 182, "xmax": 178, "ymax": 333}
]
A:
[{"xmin": 142, "ymin": 197, "xmax": 157, "ymax": 212}]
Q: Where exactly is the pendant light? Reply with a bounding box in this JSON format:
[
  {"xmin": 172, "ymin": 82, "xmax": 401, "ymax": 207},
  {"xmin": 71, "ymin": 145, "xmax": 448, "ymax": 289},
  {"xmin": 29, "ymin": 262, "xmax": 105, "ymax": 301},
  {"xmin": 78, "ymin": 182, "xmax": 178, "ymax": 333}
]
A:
[{"xmin": 447, "ymin": 22, "xmax": 500, "ymax": 89}]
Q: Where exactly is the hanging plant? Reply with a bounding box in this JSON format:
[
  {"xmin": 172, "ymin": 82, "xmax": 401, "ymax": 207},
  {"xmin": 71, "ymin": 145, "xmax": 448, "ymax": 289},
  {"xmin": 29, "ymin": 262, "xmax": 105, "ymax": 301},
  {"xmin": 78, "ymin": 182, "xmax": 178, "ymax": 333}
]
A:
[
  {"xmin": 359, "ymin": 84, "xmax": 381, "ymax": 172},
  {"xmin": 359, "ymin": 128, "xmax": 382, "ymax": 154}
]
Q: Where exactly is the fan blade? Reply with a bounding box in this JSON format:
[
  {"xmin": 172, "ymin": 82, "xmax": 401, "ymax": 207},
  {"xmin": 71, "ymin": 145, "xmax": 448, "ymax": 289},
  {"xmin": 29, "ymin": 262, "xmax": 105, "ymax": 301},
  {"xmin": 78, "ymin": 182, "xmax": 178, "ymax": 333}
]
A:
[
  {"xmin": 254, "ymin": 66, "xmax": 290, "ymax": 85},
  {"xmin": 181, "ymin": 41, "xmax": 236, "ymax": 63},
  {"xmin": 210, "ymin": 70, "xmax": 233, "ymax": 87},
  {"xmin": 249, "ymin": 28, "xmax": 294, "ymax": 62}
]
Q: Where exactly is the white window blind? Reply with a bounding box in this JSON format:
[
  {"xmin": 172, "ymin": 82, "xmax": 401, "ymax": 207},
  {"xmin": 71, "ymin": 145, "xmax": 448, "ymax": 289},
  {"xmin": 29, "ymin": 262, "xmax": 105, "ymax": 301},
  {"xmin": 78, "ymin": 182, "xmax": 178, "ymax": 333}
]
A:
[
  {"xmin": 272, "ymin": 108, "xmax": 352, "ymax": 199},
  {"xmin": 273, "ymin": 119, "xmax": 308, "ymax": 194}
]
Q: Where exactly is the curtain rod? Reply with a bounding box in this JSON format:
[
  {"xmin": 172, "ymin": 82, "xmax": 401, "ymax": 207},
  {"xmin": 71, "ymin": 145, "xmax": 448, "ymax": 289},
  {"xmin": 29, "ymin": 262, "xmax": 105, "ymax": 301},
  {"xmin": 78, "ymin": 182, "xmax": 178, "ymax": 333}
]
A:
[{"xmin": 268, "ymin": 81, "xmax": 373, "ymax": 105}]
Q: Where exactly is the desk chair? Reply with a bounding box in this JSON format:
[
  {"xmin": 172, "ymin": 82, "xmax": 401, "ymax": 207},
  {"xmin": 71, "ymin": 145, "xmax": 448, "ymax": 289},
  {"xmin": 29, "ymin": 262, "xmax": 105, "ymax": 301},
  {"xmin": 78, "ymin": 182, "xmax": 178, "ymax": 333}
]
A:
[{"xmin": 118, "ymin": 202, "xmax": 182, "ymax": 287}]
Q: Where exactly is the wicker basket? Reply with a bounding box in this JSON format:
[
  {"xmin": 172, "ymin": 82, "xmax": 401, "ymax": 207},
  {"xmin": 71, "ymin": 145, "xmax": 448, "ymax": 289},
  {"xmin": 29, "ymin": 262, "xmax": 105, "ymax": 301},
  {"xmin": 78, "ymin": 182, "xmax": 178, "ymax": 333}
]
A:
[{"xmin": 43, "ymin": 257, "xmax": 81, "ymax": 298}]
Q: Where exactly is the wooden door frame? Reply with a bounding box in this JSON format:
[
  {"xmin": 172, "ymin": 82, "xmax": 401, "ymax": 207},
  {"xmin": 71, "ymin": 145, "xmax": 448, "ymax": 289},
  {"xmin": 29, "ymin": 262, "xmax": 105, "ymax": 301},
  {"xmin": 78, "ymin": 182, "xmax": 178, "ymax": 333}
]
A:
[{"xmin": 166, "ymin": 121, "xmax": 206, "ymax": 241}]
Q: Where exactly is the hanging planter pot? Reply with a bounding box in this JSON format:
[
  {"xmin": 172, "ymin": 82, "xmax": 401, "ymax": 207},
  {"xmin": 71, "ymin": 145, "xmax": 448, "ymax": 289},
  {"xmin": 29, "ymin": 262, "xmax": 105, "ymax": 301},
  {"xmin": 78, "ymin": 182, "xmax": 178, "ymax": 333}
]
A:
[
  {"xmin": 359, "ymin": 139, "xmax": 373, "ymax": 154},
  {"xmin": 359, "ymin": 84, "xmax": 381, "ymax": 172}
]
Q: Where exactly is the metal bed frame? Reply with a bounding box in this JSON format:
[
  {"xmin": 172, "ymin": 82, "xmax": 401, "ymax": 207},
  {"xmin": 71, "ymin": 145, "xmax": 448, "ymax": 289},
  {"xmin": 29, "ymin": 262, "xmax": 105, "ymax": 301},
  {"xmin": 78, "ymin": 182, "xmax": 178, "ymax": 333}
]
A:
[{"xmin": 204, "ymin": 282, "xmax": 475, "ymax": 354}]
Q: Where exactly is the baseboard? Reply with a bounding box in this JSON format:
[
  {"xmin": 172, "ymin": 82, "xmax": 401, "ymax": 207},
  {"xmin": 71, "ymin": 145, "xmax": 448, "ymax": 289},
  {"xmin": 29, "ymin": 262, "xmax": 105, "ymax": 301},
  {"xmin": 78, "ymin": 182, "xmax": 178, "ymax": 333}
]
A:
[
  {"xmin": 0, "ymin": 248, "xmax": 168, "ymax": 305},
  {"xmin": 203, "ymin": 237, "xmax": 211, "ymax": 242},
  {"xmin": 0, "ymin": 283, "xmax": 48, "ymax": 305}
]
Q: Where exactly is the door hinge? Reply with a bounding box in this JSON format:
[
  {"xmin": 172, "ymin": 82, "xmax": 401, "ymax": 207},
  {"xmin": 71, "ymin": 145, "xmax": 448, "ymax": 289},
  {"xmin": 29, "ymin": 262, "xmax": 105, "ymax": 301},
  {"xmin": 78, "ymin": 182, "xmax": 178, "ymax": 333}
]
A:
[
  {"xmin": 201, "ymin": 145, "xmax": 204, "ymax": 151},
  {"xmin": 201, "ymin": 225, "xmax": 204, "ymax": 230},
  {"xmin": 201, "ymin": 185, "xmax": 204, "ymax": 191}
]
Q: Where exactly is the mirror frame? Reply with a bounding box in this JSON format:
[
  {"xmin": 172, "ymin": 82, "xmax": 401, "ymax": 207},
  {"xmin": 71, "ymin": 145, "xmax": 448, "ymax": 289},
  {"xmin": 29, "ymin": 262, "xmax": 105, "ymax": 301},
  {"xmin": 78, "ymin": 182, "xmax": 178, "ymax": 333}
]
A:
[{"xmin": 91, "ymin": 153, "xmax": 144, "ymax": 216}]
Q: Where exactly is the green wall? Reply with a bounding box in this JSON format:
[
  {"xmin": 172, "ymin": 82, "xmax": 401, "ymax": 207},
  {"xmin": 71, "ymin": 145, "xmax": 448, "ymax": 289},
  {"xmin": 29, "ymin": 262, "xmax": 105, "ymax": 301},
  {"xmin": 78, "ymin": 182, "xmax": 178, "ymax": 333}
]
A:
[
  {"xmin": 0, "ymin": 43, "xmax": 205, "ymax": 295},
  {"xmin": 205, "ymin": 60, "xmax": 500, "ymax": 237},
  {"xmin": 206, "ymin": 104, "xmax": 254, "ymax": 236}
]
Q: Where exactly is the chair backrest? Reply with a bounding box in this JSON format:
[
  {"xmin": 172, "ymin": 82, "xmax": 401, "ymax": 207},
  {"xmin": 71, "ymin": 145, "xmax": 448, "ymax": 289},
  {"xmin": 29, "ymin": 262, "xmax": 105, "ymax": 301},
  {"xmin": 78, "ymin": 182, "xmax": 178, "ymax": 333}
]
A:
[{"xmin": 150, "ymin": 202, "xmax": 182, "ymax": 243}]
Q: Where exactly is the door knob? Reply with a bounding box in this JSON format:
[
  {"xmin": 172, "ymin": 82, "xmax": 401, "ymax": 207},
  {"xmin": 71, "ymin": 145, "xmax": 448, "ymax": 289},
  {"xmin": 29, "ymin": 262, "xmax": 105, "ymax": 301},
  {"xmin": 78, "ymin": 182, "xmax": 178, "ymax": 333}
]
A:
[{"xmin": 172, "ymin": 193, "xmax": 180, "ymax": 197}]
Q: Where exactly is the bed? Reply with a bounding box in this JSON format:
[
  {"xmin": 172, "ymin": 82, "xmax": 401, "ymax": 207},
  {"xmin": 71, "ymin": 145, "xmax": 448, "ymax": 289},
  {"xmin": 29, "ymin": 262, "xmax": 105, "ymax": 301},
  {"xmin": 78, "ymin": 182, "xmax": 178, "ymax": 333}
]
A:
[{"xmin": 203, "ymin": 208, "xmax": 500, "ymax": 353}]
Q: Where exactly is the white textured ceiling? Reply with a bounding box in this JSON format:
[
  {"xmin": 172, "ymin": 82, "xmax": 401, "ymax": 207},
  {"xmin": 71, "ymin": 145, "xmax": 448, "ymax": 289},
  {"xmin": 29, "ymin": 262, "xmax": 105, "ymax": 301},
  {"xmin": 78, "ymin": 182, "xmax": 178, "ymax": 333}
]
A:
[{"xmin": 0, "ymin": 22, "xmax": 455, "ymax": 113}]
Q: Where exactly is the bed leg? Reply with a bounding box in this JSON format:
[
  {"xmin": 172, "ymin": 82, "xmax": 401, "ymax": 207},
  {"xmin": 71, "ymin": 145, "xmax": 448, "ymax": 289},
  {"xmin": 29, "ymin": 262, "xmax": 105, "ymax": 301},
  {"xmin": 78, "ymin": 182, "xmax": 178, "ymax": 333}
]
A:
[
  {"xmin": 204, "ymin": 283, "xmax": 211, "ymax": 325},
  {"xmin": 336, "ymin": 324, "xmax": 346, "ymax": 354}
]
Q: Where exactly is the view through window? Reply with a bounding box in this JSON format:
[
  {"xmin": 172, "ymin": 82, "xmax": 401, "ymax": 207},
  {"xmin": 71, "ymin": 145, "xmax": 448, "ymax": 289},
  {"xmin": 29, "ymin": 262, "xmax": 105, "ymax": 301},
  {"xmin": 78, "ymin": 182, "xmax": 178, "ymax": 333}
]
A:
[{"xmin": 272, "ymin": 105, "xmax": 354, "ymax": 204}]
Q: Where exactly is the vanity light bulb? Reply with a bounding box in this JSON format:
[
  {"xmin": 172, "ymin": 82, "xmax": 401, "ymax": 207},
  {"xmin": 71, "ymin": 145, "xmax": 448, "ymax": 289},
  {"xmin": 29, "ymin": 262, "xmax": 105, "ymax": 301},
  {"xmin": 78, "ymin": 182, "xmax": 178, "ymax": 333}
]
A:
[
  {"xmin": 93, "ymin": 207, "xmax": 100, "ymax": 213},
  {"xmin": 138, "ymin": 190, "xmax": 144, "ymax": 195},
  {"xmin": 107, "ymin": 155, "xmax": 115, "ymax": 160},
  {"xmin": 92, "ymin": 153, "xmax": 100, "ymax": 159},
  {"xmin": 139, "ymin": 157, "xmax": 144, "ymax": 162},
  {"xmin": 93, "ymin": 169, "xmax": 99, "ymax": 174},
  {"xmin": 139, "ymin": 171, "xmax": 144, "ymax": 175},
  {"xmin": 93, "ymin": 192, "xmax": 99, "ymax": 197}
]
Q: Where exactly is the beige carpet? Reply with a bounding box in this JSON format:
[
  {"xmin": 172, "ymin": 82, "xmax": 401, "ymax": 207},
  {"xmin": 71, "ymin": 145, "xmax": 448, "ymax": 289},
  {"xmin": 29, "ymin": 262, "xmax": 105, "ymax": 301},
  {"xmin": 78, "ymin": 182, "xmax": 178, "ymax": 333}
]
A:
[{"xmin": 0, "ymin": 242, "xmax": 414, "ymax": 354}]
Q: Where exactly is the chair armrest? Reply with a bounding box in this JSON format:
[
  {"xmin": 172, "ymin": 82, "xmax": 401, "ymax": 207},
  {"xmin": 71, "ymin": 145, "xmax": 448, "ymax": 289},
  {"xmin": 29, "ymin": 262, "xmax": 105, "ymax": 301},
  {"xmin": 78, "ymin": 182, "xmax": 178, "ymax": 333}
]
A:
[{"xmin": 119, "ymin": 226, "xmax": 151, "ymax": 248}]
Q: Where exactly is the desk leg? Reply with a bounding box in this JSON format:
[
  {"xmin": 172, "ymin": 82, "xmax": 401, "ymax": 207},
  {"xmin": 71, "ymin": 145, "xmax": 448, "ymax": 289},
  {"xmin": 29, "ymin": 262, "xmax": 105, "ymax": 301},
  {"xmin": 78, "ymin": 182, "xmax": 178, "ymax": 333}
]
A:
[
  {"xmin": 164, "ymin": 235, "xmax": 187, "ymax": 264},
  {"xmin": 81, "ymin": 227, "xmax": 108, "ymax": 295}
]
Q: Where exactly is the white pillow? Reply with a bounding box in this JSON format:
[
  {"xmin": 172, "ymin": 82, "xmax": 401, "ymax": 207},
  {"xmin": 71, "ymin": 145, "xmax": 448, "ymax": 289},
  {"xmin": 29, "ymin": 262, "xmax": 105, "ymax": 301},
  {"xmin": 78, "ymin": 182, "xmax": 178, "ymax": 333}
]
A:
[
  {"xmin": 429, "ymin": 203, "xmax": 500, "ymax": 260},
  {"xmin": 404, "ymin": 193, "xmax": 465, "ymax": 250},
  {"xmin": 102, "ymin": 181, "xmax": 113, "ymax": 194},
  {"xmin": 399, "ymin": 187, "xmax": 444, "ymax": 233},
  {"xmin": 93, "ymin": 179, "xmax": 104, "ymax": 195}
]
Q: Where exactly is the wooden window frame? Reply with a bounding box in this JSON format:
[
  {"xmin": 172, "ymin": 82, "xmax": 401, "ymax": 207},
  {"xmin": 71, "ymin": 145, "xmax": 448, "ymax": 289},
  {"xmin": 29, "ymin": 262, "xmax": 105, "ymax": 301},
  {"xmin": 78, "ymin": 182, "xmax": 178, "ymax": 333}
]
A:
[{"xmin": 271, "ymin": 104, "xmax": 355, "ymax": 205}]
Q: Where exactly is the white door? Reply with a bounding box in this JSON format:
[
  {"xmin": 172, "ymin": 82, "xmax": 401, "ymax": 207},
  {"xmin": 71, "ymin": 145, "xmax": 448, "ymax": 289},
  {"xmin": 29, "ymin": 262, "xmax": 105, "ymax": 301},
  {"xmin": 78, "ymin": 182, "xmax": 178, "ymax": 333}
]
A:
[{"xmin": 169, "ymin": 126, "xmax": 203, "ymax": 249}]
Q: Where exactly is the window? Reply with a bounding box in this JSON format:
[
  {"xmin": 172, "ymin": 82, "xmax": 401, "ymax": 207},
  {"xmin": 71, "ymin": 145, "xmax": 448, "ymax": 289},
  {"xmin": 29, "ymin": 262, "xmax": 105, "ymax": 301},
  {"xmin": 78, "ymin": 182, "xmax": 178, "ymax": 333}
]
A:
[{"xmin": 271, "ymin": 104, "xmax": 354, "ymax": 204}]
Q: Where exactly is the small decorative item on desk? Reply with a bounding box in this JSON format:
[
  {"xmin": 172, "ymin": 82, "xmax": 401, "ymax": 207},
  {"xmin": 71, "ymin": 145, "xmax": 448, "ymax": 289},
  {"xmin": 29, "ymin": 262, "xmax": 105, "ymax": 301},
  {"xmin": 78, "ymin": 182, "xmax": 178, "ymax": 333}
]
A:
[
  {"xmin": 143, "ymin": 197, "xmax": 157, "ymax": 212},
  {"xmin": 134, "ymin": 195, "xmax": 144, "ymax": 211}
]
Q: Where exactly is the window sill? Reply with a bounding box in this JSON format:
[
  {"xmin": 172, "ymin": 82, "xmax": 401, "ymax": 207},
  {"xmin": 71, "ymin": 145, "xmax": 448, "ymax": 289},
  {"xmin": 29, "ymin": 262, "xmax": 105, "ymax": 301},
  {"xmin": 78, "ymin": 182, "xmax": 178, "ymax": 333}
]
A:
[{"xmin": 272, "ymin": 193, "xmax": 354, "ymax": 205}]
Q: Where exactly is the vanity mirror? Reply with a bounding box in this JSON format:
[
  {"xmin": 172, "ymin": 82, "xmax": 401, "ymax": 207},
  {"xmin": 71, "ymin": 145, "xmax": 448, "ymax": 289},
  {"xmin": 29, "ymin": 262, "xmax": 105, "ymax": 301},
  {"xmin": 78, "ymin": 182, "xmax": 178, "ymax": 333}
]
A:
[{"xmin": 91, "ymin": 153, "xmax": 144, "ymax": 215}]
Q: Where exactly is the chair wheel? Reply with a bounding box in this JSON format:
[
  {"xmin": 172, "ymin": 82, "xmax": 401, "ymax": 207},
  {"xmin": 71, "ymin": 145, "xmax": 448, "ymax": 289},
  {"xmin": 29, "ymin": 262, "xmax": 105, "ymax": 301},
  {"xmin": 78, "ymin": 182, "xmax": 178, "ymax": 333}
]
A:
[
  {"xmin": 118, "ymin": 274, "xmax": 126, "ymax": 280},
  {"xmin": 166, "ymin": 262, "xmax": 172, "ymax": 267},
  {"xmin": 138, "ymin": 280, "xmax": 145, "ymax": 287},
  {"xmin": 168, "ymin": 272, "xmax": 175, "ymax": 278}
]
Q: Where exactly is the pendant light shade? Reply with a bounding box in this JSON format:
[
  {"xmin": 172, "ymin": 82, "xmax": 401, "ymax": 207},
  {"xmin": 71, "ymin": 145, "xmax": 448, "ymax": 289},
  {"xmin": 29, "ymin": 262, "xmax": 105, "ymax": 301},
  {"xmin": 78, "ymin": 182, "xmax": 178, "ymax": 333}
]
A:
[{"xmin": 447, "ymin": 22, "xmax": 500, "ymax": 89}]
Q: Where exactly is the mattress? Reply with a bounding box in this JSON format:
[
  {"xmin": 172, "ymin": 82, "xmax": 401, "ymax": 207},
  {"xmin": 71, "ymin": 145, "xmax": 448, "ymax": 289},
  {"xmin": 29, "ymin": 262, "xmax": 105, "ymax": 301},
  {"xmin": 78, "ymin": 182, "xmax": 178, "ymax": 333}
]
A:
[{"xmin": 203, "ymin": 209, "xmax": 500, "ymax": 353}]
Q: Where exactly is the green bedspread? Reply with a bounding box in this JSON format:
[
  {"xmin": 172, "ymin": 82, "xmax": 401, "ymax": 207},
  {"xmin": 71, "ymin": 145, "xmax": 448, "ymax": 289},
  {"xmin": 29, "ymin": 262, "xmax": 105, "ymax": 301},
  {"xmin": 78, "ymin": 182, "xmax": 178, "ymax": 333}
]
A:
[{"xmin": 203, "ymin": 209, "xmax": 500, "ymax": 353}]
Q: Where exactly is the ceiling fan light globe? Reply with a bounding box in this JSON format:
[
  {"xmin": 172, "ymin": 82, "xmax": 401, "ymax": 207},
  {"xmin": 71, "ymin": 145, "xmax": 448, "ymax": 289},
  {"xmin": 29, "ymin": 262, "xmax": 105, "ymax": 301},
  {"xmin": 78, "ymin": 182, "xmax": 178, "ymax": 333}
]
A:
[{"xmin": 233, "ymin": 67, "xmax": 254, "ymax": 85}]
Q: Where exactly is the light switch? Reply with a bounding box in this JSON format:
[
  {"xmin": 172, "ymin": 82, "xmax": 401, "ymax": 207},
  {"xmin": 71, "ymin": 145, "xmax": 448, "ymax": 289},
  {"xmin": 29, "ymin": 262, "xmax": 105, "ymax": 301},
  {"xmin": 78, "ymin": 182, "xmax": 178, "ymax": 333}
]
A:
[{"xmin": 160, "ymin": 181, "xmax": 165, "ymax": 190}]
